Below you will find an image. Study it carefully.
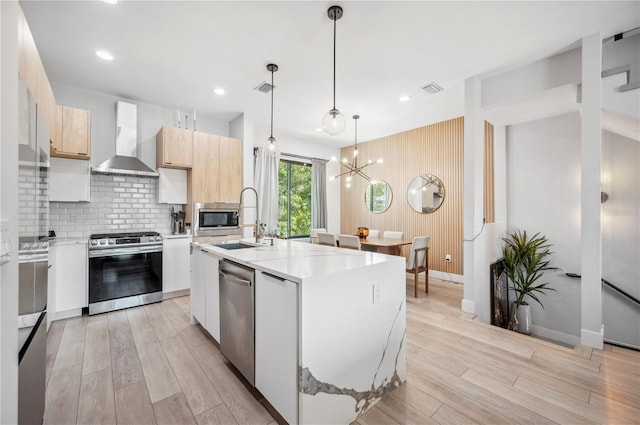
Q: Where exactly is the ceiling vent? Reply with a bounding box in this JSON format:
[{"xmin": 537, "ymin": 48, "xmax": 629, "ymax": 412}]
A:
[
  {"xmin": 422, "ymin": 82, "xmax": 443, "ymax": 94},
  {"xmin": 254, "ymin": 81, "xmax": 274, "ymax": 93}
]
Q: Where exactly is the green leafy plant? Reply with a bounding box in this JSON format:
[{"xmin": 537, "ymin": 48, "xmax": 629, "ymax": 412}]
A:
[{"xmin": 501, "ymin": 229, "xmax": 557, "ymax": 331}]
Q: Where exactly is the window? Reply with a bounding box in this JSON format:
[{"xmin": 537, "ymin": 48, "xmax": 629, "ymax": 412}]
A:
[{"xmin": 278, "ymin": 160, "xmax": 311, "ymax": 238}]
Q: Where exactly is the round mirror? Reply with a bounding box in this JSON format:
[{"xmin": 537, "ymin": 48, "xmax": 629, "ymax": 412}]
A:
[
  {"xmin": 364, "ymin": 180, "xmax": 393, "ymax": 214},
  {"xmin": 407, "ymin": 174, "xmax": 445, "ymax": 213}
]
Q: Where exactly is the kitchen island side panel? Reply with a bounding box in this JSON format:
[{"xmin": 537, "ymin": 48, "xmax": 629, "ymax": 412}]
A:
[{"xmin": 299, "ymin": 258, "xmax": 406, "ymax": 424}]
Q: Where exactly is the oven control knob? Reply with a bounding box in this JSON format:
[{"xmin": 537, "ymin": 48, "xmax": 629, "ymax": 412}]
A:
[
  {"xmin": 40, "ymin": 242, "xmax": 48, "ymax": 249},
  {"xmin": 31, "ymin": 243, "xmax": 40, "ymax": 250},
  {"xmin": 99, "ymin": 240, "xmax": 107, "ymax": 245},
  {"xmin": 21, "ymin": 243, "xmax": 31, "ymax": 250},
  {"xmin": 90, "ymin": 240, "xmax": 98, "ymax": 246},
  {"xmin": 108, "ymin": 239, "xmax": 115, "ymax": 245},
  {"xmin": 155, "ymin": 236, "xmax": 162, "ymax": 242}
]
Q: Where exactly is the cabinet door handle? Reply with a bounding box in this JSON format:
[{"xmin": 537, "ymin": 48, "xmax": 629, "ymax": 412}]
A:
[
  {"xmin": 166, "ymin": 161, "xmax": 173, "ymax": 165},
  {"xmin": 77, "ymin": 153, "xmax": 88, "ymax": 156},
  {"xmin": 263, "ymin": 272, "xmax": 285, "ymax": 282}
]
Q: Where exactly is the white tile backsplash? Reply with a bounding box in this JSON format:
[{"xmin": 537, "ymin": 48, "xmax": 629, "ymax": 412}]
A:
[{"xmin": 49, "ymin": 174, "xmax": 181, "ymax": 239}]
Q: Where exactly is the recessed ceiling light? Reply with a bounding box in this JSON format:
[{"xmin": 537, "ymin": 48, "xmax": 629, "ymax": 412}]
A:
[
  {"xmin": 95, "ymin": 50, "xmax": 114, "ymax": 61},
  {"xmin": 399, "ymin": 95, "xmax": 410, "ymax": 102},
  {"xmin": 315, "ymin": 128, "xmax": 323, "ymax": 132},
  {"xmin": 102, "ymin": 0, "xmax": 118, "ymax": 4},
  {"xmin": 213, "ymin": 87, "xmax": 226, "ymax": 96}
]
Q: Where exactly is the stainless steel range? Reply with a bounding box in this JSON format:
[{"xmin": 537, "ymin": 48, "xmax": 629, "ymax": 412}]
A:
[{"xmin": 88, "ymin": 231, "xmax": 163, "ymax": 315}]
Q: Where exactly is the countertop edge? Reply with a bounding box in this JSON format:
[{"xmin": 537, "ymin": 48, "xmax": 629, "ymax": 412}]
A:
[{"xmin": 192, "ymin": 239, "xmax": 404, "ymax": 284}]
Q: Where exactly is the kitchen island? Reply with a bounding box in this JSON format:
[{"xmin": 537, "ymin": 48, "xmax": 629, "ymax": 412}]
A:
[{"xmin": 191, "ymin": 238, "xmax": 406, "ymax": 424}]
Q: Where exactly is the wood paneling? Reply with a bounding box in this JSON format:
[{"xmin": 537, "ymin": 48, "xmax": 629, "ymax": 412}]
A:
[
  {"xmin": 484, "ymin": 121, "xmax": 495, "ymax": 223},
  {"xmin": 340, "ymin": 118, "xmax": 465, "ymax": 274},
  {"xmin": 340, "ymin": 117, "xmax": 496, "ymax": 276}
]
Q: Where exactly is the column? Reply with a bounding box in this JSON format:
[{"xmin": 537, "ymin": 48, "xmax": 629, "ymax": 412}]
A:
[
  {"xmin": 581, "ymin": 32, "xmax": 604, "ymax": 349},
  {"xmin": 462, "ymin": 76, "xmax": 486, "ymax": 318}
]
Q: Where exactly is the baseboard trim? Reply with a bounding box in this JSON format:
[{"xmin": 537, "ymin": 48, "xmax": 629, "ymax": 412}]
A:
[
  {"xmin": 461, "ymin": 299, "xmax": 475, "ymax": 314},
  {"xmin": 163, "ymin": 289, "xmax": 190, "ymax": 300},
  {"xmin": 430, "ymin": 270, "xmax": 464, "ymax": 284},
  {"xmin": 581, "ymin": 325, "xmax": 605, "ymax": 350},
  {"xmin": 54, "ymin": 308, "xmax": 83, "ymax": 321},
  {"xmin": 531, "ymin": 325, "xmax": 580, "ymax": 347}
]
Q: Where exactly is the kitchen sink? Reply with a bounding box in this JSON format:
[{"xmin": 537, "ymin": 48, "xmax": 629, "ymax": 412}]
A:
[{"xmin": 212, "ymin": 242, "xmax": 261, "ymax": 250}]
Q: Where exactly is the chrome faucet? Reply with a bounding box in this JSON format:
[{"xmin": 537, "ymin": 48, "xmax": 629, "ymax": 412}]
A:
[{"xmin": 239, "ymin": 187, "xmax": 260, "ymax": 243}]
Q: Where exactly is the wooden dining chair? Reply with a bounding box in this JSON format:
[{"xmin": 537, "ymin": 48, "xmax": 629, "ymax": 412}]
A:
[
  {"xmin": 368, "ymin": 229, "xmax": 380, "ymax": 238},
  {"xmin": 406, "ymin": 236, "xmax": 430, "ymax": 297},
  {"xmin": 338, "ymin": 234, "xmax": 361, "ymax": 250},
  {"xmin": 384, "ymin": 231, "xmax": 404, "ymax": 240},
  {"xmin": 317, "ymin": 232, "xmax": 337, "ymax": 247},
  {"xmin": 310, "ymin": 228, "xmax": 326, "ymax": 243}
]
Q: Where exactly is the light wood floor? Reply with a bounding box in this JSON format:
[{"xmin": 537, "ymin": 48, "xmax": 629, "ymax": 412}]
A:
[{"xmin": 45, "ymin": 277, "xmax": 640, "ymax": 425}]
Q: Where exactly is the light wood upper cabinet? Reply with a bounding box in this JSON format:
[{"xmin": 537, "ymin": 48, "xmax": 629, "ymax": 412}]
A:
[
  {"xmin": 156, "ymin": 126, "xmax": 193, "ymax": 169},
  {"xmin": 51, "ymin": 105, "xmax": 91, "ymax": 159},
  {"xmin": 185, "ymin": 131, "xmax": 242, "ymax": 222},
  {"xmin": 18, "ymin": 7, "xmax": 57, "ymax": 133},
  {"xmin": 218, "ymin": 135, "xmax": 243, "ymax": 203},
  {"xmin": 190, "ymin": 131, "xmax": 220, "ymax": 203}
]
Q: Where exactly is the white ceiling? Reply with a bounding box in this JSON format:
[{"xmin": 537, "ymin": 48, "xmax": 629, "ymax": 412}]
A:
[{"xmin": 20, "ymin": 1, "xmax": 640, "ymax": 148}]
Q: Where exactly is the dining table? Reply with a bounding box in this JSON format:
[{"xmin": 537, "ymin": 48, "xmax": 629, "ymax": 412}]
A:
[{"xmin": 357, "ymin": 236, "xmax": 412, "ymax": 256}]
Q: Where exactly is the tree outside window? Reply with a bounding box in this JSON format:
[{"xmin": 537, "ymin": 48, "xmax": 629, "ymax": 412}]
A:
[{"xmin": 278, "ymin": 160, "xmax": 311, "ymax": 238}]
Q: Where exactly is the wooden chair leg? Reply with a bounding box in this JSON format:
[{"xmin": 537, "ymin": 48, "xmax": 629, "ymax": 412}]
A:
[
  {"xmin": 414, "ymin": 268, "xmax": 418, "ymax": 297},
  {"xmin": 425, "ymin": 249, "xmax": 429, "ymax": 294}
]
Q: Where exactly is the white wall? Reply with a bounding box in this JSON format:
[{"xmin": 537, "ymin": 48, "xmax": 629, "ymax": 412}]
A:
[
  {"xmin": 506, "ymin": 112, "xmax": 583, "ymax": 340},
  {"xmin": 602, "ymin": 130, "xmax": 640, "ymax": 348},
  {"xmin": 52, "ymin": 82, "xmax": 230, "ymax": 169},
  {"xmin": 482, "ymin": 48, "xmax": 581, "ymax": 109},
  {"xmin": 1, "ymin": 2, "xmax": 20, "ymax": 422},
  {"xmin": 603, "ymin": 32, "xmax": 640, "ymax": 84}
]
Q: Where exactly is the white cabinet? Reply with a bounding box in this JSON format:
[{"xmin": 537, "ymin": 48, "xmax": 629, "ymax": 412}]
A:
[
  {"xmin": 255, "ymin": 271, "xmax": 298, "ymax": 425},
  {"xmin": 190, "ymin": 246, "xmax": 221, "ymax": 342},
  {"xmin": 49, "ymin": 157, "xmax": 90, "ymax": 202},
  {"xmin": 163, "ymin": 236, "xmax": 191, "ymax": 294},
  {"xmin": 158, "ymin": 167, "xmax": 187, "ymax": 204},
  {"xmin": 52, "ymin": 241, "xmax": 88, "ymax": 317},
  {"xmin": 203, "ymin": 251, "xmax": 220, "ymax": 341},
  {"xmin": 190, "ymin": 247, "xmax": 205, "ymax": 325}
]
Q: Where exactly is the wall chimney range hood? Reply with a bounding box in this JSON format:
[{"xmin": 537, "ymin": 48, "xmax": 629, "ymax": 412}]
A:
[{"xmin": 92, "ymin": 101, "xmax": 158, "ymax": 177}]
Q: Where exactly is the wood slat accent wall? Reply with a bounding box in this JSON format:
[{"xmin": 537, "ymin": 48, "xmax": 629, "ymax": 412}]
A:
[
  {"xmin": 340, "ymin": 117, "xmax": 464, "ymax": 275},
  {"xmin": 484, "ymin": 121, "xmax": 495, "ymax": 223}
]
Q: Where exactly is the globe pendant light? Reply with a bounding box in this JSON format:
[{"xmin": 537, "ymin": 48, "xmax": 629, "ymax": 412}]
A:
[
  {"xmin": 330, "ymin": 115, "xmax": 383, "ymax": 187},
  {"xmin": 322, "ymin": 5, "xmax": 346, "ymax": 136},
  {"xmin": 265, "ymin": 63, "xmax": 279, "ymax": 151}
]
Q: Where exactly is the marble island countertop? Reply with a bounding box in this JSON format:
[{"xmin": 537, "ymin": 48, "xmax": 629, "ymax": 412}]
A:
[{"xmin": 192, "ymin": 238, "xmax": 404, "ymax": 283}]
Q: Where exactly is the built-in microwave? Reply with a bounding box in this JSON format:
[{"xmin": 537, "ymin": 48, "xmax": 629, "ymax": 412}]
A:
[{"xmin": 193, "ymin": 202, "xmax": 242, "ymax": 237}]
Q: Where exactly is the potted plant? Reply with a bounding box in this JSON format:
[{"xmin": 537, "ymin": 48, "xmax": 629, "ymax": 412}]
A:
[{"xmin": 501, "ymin": 229, "xmax": 557, "ymax": 334}]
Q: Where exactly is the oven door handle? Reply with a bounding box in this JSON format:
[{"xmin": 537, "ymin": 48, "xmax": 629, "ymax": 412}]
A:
[
  {"xmin": 18, "ymin": 254, "xmax": 49, "ymax": 264},
  {"xmin": 89, "ymin": 245, "xmax": 163, "ymax": 258}
]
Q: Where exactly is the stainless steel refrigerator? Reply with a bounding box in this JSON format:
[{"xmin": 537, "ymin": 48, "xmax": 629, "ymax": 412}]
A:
[{"xmin": 17, "ymin": 78, "xmax": 49, "ymax": 425}]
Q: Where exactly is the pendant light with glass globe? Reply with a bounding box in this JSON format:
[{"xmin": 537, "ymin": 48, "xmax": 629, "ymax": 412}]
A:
[{"xmin": 322, "ymin": 5, "xmax": 347, "ymax": 136}]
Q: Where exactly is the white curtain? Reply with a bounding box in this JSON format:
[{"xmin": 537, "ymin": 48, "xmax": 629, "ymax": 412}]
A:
[
  {"xmin": 311, "ymin": 159, "xmax": 328, "ymax": 229},
  {"xmin": 254, "ymin": 147, "xmax": 280, "ymax": 231}
]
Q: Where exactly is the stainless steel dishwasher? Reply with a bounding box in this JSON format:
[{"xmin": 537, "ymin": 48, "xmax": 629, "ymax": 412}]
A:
[{"xmin": 219, "ymin": 259, "xmax": 255, "ymax": 385}]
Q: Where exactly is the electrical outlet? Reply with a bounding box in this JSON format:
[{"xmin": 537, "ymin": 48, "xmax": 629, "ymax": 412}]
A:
[
  {"xmin": 372, "ymin": 283, "xmax": 381, "ymax": 304},
  {"xmin": 445, "ymin": 254, "xmax": 451, "ymax": 262}
]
